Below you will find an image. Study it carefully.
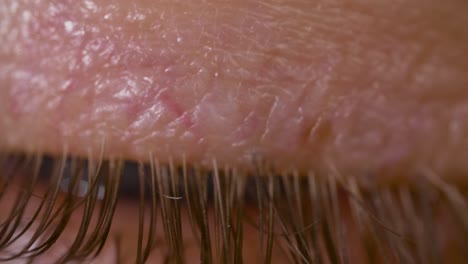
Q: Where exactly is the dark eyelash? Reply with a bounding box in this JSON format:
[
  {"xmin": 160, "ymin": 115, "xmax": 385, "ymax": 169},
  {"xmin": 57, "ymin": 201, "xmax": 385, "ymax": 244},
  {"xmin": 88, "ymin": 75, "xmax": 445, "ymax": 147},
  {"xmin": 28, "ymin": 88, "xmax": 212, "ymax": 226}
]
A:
[{"xmin": 0, "ymin": 152, "xmax": 467, "ymax": 263}]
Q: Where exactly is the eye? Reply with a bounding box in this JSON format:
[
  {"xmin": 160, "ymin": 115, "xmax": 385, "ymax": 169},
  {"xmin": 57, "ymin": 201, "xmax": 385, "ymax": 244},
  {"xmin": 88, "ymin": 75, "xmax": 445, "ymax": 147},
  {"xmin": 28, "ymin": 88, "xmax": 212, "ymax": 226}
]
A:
[{"xmin": 1, "ymin": 0, "xmax": 468, "ymax": 263}]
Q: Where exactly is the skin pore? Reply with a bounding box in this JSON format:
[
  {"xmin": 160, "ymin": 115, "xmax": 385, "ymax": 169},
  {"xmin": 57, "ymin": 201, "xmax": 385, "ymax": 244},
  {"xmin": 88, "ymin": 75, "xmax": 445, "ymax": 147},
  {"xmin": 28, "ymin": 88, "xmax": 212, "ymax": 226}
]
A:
[{"xmin": 0, "ymin": 0, "xmax": 468, "ymax": 263}]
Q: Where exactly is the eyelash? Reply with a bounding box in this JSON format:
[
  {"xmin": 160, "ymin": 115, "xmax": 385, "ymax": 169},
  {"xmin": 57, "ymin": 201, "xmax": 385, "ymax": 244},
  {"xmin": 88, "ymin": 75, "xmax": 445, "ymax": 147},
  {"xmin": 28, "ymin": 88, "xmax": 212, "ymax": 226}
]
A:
[{"xmin": 0, "ymin": 152, "xmax": 467, "ymax": 263}]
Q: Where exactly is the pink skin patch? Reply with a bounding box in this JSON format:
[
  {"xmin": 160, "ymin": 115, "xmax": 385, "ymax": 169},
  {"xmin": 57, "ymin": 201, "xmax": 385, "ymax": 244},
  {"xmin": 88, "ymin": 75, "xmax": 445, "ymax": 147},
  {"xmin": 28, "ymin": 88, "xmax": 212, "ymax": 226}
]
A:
[{"xmin": 158, "ymin": 92, "xmax": 195, "ymax": 130}]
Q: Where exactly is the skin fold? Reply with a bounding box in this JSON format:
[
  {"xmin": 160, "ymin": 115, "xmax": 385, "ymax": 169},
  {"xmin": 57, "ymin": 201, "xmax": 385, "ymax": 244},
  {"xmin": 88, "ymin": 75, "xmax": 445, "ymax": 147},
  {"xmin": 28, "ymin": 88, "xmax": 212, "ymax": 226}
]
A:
[{"xmin": 0, "ymin": 0, "xmax": 468, "ymax": 263}]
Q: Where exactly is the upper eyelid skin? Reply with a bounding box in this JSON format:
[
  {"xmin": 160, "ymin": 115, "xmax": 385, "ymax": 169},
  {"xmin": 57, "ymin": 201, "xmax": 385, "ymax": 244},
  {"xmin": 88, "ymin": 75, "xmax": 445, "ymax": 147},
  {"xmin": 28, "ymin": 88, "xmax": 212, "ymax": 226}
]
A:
[{"xmin": 0, "ymin": 0, "xmax": 468, "ymax": 180}]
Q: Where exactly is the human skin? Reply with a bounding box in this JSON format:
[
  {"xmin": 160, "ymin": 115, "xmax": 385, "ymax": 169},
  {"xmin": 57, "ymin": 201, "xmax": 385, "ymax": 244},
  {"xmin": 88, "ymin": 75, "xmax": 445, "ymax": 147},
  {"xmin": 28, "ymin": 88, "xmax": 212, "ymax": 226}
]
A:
[
  {"xmin": 1, "ymin": 0, "xmax": 468, "ymax": 180},
  {"xmin": 0, "ymin": 0, "xmax": 468, "ymax": 263}
]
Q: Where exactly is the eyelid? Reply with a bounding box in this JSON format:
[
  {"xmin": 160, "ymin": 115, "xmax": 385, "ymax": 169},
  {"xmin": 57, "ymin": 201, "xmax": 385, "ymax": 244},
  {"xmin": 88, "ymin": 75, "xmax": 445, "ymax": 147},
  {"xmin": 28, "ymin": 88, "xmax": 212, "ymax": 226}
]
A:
[
  {"xmin": 2, "ymin": 0, "xmax": 468, "ymax": 180},
  {"xmin": 2, "ymin": 1, "xmax": 468, "ymax": 263}
]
